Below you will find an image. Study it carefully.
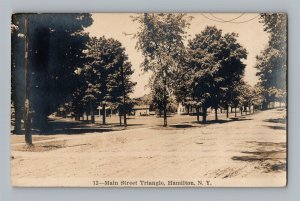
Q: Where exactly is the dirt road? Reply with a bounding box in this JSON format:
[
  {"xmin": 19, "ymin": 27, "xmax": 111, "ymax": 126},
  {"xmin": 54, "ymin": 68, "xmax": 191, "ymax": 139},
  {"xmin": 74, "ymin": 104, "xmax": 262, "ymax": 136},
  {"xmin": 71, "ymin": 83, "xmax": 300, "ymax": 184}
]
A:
[{"xmin": 11, "ymin": 108, "xmax": 286, "ymax": 187}]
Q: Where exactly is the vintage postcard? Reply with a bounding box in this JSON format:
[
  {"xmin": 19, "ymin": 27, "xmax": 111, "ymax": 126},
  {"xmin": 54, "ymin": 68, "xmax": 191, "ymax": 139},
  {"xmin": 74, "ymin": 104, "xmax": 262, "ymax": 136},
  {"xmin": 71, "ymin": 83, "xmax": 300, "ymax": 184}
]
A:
[{"xmin": 11, "ymin": 13, "xmax": 287, "ymax": 187}]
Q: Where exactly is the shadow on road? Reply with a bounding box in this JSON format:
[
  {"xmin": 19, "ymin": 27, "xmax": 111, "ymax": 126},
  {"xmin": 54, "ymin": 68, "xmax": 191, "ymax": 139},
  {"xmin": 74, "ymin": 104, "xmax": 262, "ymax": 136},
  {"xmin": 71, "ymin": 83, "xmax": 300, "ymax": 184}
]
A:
[
  {"xmin": 264, "ymin": 125, "xmax": 286, "ymax": 130},
  {"xmin": 22, "ymin": 120, "xmax": 147, "ymax": 135},
  {"xmin": 169, "ymin": 124, "xmax": 194, "ymax": 128},
  {"xmin": 232, "ymin": 141, "xmax": 286, "ymax": 173},
  {"xmin": 263, "ymin": 118, "xmax": 286, "ymax": 124},
  {"xmin": 190, "ymin": 117, "xmax": 253, "ymax": 125}
]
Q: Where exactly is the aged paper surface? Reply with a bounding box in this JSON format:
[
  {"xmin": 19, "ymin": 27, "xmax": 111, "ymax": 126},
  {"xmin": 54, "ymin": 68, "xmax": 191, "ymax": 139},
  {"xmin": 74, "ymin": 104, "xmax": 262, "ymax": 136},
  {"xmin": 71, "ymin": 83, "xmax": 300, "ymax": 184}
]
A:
[{"xmin": 11, "ymin": 13, "xmax": 287, "ymax": 187}]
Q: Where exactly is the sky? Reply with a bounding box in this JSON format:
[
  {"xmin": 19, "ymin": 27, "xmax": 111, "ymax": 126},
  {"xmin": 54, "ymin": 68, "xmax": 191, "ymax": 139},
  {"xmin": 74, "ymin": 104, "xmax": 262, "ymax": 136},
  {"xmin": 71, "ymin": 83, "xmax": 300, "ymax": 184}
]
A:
[{"xmin": 84, "ymin": 13, "xmax": 269, "ymax": 98}]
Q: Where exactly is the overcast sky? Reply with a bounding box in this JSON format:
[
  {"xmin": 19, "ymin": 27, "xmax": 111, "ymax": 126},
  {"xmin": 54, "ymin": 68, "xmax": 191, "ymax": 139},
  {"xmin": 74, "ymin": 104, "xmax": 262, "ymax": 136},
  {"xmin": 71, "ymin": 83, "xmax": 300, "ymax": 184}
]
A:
[{"xmin": 84, "ymin": 13, "xmax": 269, "ymax": 98}]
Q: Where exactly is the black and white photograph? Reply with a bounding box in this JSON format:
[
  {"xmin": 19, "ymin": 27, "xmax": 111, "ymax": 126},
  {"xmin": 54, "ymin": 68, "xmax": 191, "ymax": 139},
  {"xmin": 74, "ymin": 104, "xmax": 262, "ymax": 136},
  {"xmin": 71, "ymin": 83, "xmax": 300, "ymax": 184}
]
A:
[{"xmin": 10, "ymin": 13, "xmax": 287, "ymax": 187}]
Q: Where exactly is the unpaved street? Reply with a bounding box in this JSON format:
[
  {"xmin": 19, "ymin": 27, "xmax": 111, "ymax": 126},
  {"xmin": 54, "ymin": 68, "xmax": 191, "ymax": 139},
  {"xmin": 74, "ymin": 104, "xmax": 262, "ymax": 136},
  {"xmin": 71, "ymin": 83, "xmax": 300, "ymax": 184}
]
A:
[{"xmin": 11, "ymin": 108, "xmax": 286, "ymax": 187}]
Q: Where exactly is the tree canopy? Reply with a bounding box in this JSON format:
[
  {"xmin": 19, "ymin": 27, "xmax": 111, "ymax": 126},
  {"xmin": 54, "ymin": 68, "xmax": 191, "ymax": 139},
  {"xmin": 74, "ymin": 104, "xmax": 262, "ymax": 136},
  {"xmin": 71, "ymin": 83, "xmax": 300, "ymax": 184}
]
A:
[
  {"xmin": 71, "ymin": 36, "xmax": 136, "ymax": 125},
  {"xmin": 11, "ymin": 13, "xmax": 93, "ymax": 132},
  {"xmin": 185, "ymin": 26, "xmax": 247, "ymax": 122},
  {"xmin": 132, "ymin": 13, "xmax": 192, "ymax": 126},
  {"xmin": 256, "ymin": 13, "xmax": 287, "ymax": 107}
]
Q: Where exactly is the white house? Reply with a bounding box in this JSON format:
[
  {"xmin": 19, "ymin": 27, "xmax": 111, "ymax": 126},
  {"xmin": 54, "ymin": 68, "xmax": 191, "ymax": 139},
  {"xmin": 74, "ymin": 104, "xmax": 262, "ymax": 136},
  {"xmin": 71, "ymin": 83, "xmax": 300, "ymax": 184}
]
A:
[
  {"xmin": 133, "ymin": 105, "xmax": 150, "ymax": 116},
  {"xmin": 177, "ymin": 103, "xmax": 198, "ymax": 115}
]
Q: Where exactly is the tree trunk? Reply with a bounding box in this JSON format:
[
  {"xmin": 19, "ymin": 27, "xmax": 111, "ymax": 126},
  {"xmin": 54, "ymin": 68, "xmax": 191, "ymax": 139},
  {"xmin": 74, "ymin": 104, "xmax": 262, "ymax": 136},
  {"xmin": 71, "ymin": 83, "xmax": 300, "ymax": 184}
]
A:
[
  {"xmin": 234, "ymin": 107, "xmax": 237, "ymax": 117},
  {"xmin": 196, "ymin": 106, "xmax": 200, "ymax": 123},
  {"xmin": 86, "ymin": 112, "xmax": 89, "ymax": 121},
  {"xmin": 202, "ymin": 106, "xmax": 207, "ymax": 124},
  {"xmin": 253, "ymin": 104, "xmax": 255, "ymax": 113},
  {"xmin": 102, "ymin": 104, "xmax": 106, "ymax": 125},
  {"xmin": 90, "ymin": 100, "xmax": 95, "ymax": 124},
  {"xmin": 226, "ymin": 105, "xmax": 229, "ymax": 118},
  {"xmin": 163, "ymin": 105, "xmax": 167, "ymax": 127},
  {"xmin": 119, "ymin": 109, "xmax": 122, "ymax": 126},
  {"xmin": 24, "ymin": 16, "xmax": 32, "ymax": 146},
  {"xmin": 240, "ymin": 107, "xmax": 243, "ymax": 116},
  {"xmin": 123, "ymin": 108, "xmax": 127, "ymax": 127},
  {"xmin": 163, "ymin": 69, "xmax": 167, "ymax": 127},
  {"xmin": 231, "ymin": 107, "xmax": 233, "ymax": 113},
  {"xmin": 24, "ymin": 100, "xmax": 32, "ymax": 145},
  {"xmin": 121, "ymin": 63, "xmax": 127, "ymax": 127},
  {"xmin": 214, "ymin": 107, "xmax": 218, "ymax": 121}
]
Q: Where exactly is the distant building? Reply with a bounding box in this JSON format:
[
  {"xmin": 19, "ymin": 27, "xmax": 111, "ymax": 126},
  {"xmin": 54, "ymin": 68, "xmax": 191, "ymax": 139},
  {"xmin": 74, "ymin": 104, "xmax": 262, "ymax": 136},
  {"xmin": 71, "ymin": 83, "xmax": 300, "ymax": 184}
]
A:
[
  {"xmin": 177, "ymin": 103, "xmax": 210, "ymax": 115},
  {"xmin": 97, "ymin": 105, "xmax": 114, "ymax": 117},
  {"xmin": 133, "ymin": 105, "xmax": 150, "ymax": 116},
  {"xmin": 177, "ymin": 103, "xmax": 187, "ymax": 115},
  {"xmin": 177, "ymin": 103, "xmax": 198, "ymax": 115}
]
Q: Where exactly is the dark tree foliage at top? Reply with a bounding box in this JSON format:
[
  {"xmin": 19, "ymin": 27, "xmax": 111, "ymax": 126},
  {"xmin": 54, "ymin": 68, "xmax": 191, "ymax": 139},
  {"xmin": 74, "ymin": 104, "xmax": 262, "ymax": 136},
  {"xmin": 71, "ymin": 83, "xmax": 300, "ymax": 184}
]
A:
[
  {"xmin": 11, "ymin": 13, "xmax": 93, "ymax": 131},
  {"xmin": 186, "ymin": 26, "xmax": 247, "ymax": 122},
  {"xmin": 71, "ymin": 36, "xmax": 136, "ymax": 125},
  {"xmin": 256, "ymin": 13, "xmax": 287, "ymax": 107}
]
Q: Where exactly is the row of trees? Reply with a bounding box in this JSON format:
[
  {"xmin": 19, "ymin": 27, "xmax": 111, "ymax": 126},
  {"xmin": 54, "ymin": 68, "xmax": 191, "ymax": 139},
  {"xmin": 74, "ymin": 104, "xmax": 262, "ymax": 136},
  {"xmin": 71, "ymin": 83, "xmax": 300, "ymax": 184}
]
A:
[
  {"xmin": 11, "ymin": 13, "xmax": 286, "ymax": 145},
  {"xmin": 133, "ymin": 14, "xmax": 265, "ymax": 126},
  {"xmin": 11, "ymin": 14, "xmax": 136, "ymax": 145},
  {"xmin": 255, "ymin": 13, "xmax": 287, "ymax": 108},
  {"xmin": 71, "ymin": 36, "xmax": 136, "ymax": 125}
]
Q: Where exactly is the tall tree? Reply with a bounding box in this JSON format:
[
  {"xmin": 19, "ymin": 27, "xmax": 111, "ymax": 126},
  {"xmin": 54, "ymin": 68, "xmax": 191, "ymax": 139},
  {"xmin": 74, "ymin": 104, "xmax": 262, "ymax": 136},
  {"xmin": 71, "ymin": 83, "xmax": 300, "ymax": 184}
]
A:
[
  {"xmin": 256, "ymin": 13, "xmax": 287, "ymax": 108},
  {"xmin": 187, "ymin": 26, "xmax": 247, "ymax": 122},
  {"xmin": 132, "ymin": 13, "xmax": 192, "ymax": 126},
  {"xmin": 109, "ymin": 61, "xmax": 136, "ymax": 127},
  {"xmin": 73, "ymin": 37, "xmax": 136, "ymax": 126},
  {"xmin": 219, "ymin": 33, "xmax": 247, "ymax": 118},
  {"xmin": 11, "ymin": 14, "xmax": 93, "ymax": 136},
  {"xmin": 11, "ymin": 15, "xmax": 25, "ymax": 135}
]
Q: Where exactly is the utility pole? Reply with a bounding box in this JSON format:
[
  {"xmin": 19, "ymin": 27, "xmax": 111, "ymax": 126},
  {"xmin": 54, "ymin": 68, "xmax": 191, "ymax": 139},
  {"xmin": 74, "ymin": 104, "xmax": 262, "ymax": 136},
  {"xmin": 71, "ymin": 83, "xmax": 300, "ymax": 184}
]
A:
[{"xmin": 24, "ymin": 15, "xmax": 32, "ymax": 146}]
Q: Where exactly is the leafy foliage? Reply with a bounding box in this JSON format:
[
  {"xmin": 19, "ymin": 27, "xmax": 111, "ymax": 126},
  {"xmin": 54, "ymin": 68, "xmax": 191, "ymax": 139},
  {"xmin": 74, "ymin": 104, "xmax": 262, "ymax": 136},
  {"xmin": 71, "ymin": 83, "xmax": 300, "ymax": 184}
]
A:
[
  {"xmin": 71, "ymin": 36, "xmax": 136, "ymax": 124},
  {"xmin": 256, "ymin": 13, "xmax": 287, "ymax": 105},
  {"xmin": 132, "ymin": 13, "xmax": 192, "ymax": 126},
  {"xmin": 11, "ymin": 14, "xmax": 93, "ymax": 130},
  {"xmin": 185, "ymin": 26, "xmax": 247, "ymax": 121}
]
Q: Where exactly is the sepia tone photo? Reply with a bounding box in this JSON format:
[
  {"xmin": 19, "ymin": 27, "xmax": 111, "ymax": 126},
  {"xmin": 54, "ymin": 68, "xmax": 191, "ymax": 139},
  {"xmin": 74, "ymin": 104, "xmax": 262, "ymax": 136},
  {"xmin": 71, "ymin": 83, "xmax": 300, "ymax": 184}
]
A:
[{"xmin": 11, "ymin": 13, "xmax": 287, "ymax": 187}]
